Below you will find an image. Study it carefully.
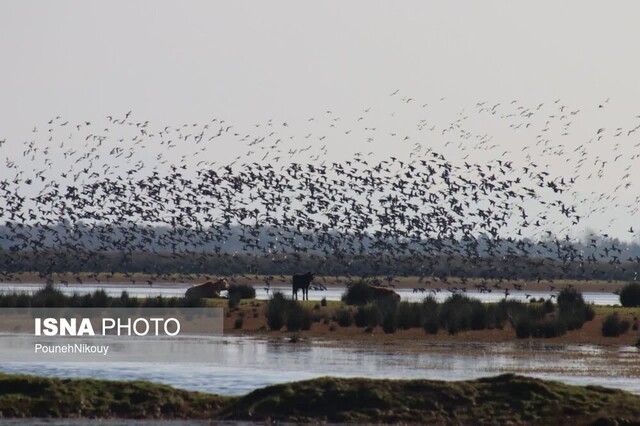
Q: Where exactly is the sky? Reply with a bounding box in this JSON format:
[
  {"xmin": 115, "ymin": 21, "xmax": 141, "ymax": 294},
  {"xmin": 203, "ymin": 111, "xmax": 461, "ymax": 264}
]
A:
[{"xmin": 1, "ymin": 1, "xmax": 640, "ymax": 241}]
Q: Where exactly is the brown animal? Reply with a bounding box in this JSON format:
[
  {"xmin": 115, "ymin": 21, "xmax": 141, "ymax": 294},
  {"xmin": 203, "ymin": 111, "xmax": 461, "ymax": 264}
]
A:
[
  {"xmin": 185, "ymin": 279, "xmax": 228, "ymax": 299},
  {"xmin": 369, "ymin": 285, "xmax": 401, "ymax": 302}
]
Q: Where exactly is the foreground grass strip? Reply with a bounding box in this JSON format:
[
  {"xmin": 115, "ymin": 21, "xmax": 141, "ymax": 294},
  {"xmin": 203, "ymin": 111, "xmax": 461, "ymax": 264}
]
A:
[
  {"xmin": 0, "ymin": 373, "xmax": 232, "ymax": 419},
  {"xmin": 0, "ymin": 373, "xmax": 639, "ymax": 424}
]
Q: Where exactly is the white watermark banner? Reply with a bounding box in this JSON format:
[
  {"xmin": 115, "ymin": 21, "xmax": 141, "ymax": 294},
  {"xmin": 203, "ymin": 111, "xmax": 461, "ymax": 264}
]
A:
[{"xmin": 0, "ymin": 308, "xmax": 223, "ymax": 362}]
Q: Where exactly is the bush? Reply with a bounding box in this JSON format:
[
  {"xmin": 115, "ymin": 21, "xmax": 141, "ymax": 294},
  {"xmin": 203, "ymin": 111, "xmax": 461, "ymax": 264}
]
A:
[
  {"xmin": 485, "ymin": 304, "xmax": 506, "ymax": 330},
  {"xmin": 439, "ymin": 294, "xmax": 484, "ymax": 335},
  {"xmin": 397, "ymin": 301, "xmax": 422, "ymax": 330},
  {"xmin": 511, "ymin": 300, "xmax": 567, "ymax": 339},
  {"xmin": 619, "ymin": 283, "xmax": 640, "ymax": 307},
  {"xmin": 556, "ymin": 287, "xmax": 593, "ymax": 330},
  {"xmin": 514, "ymin": 317, "xmax": 532, "ymax": 338},
  {"xmin": 285, "ymin": 302, "xmax": 312, "ymax": 332},
  {"xmin": 381, "ymin": 311, "xmax": 398, "ymax": 333},
  {"xmin": 515, "ymin": 316, "xmax": 567, "ymax": 339},
  {"xmin": 421, "ymin": 296, "xmax": 440, "ymax": 334},
  {"xmin": 602, "ymin": 313, "xmax": 631, "ymax": 337},
  {"xmin": 354, "ymin": 303, "xmax": 379, "ymax": 328},
  {"xmin": 228, "ymin": 293, "xmax": 241, "ymax": 309},
  {"xmin": 265, "ymin": 292, "xmax": 287, "ymax": 331},
  {"xmin": 227, "ymin": 284, "xmax": 256, "ymax": 300},
  {"xmin": 31, "ymin": 283, "xmax": 67, "ymax": 307},
  {"xmin": 342, "ymin": 281, "xmax": 373, "ymax": 305},
  {"xmin": 530, "ymin": 318, "xmax": 567, "ymax": 338},
  {"xmin": 376, "ymin": 297, "xmax": 398, "ymax": 333},
  {"xmin": 234, "ymin": 317, "xmax": 244, "ymax": 329},
  {"xmin": 333, "ymin": 308, "xmax": 353, "ymax": 327}
]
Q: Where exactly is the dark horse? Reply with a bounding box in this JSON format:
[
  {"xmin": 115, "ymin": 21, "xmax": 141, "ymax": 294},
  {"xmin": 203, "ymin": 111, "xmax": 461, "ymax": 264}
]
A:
[{"xmin": 292, "ymin": 272, "xmax": 314, "ymax": 300}]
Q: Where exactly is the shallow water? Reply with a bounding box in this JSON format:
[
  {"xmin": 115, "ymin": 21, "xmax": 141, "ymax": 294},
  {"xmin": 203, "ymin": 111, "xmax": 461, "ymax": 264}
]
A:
[
  {"xmin": 0, "ymin": 282, "xmax": 622, "ymax": 305},
  {"xmin": 0, "ymin": 336, "xmax": 637, "ymax": 396}
]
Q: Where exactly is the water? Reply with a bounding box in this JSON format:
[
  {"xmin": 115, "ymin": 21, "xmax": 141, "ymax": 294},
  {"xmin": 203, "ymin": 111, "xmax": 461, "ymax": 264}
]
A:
[
  {"xmin": 0, "ymin": 283, "xmax": 633, "ymax": 399},
  {"xmin": 0, "ymin": 282, "xmax": 622, "ymax": 305},
  {"xmin": 0, "ymin": 336, "xmax": 638, "ymax": 396}
]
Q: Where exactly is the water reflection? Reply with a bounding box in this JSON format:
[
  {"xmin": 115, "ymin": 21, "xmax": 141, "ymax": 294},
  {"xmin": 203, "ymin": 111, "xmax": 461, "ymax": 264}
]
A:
[{"xmin": 0, "ymin": 336, "xmax": 637, "ymax": 396}]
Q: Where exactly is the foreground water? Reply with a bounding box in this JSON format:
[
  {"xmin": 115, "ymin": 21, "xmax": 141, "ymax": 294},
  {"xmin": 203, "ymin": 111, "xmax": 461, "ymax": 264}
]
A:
[
  {"xmin": 0, "ymin": 282, "xmax": 622, "ymax": 305},
  {"xmin": 0, "ymin": 336, "xmax": 638, "ymax": 396}
]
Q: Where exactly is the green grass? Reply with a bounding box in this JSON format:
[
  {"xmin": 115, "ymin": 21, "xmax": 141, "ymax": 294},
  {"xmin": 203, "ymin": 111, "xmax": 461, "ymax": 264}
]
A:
[
  {"xmin": 0, "ymin": 373, "xmax": 639, "ymax": 424},
  {"xmin": 593, "ymin": 305, "xmax": 640, "ymax": 316},
  {"xmin": 0, "ymin": 373, "xmax": 231, "ymax": 419}
]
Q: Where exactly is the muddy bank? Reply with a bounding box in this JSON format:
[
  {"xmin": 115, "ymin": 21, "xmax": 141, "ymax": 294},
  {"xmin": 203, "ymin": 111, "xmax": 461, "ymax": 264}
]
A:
[{"xmin": 222, "ymin": 299, "xmax": 640, "ymax": 347}]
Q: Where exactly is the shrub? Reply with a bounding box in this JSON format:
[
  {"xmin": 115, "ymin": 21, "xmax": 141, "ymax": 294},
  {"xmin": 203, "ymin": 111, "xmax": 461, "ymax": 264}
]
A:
[
  {"xmin": 119, "ymin": 291, "xmax": 140, "ymax": 307},
  {"xmin": 265, "ymin": 292, "xmax": 287, "ymax": 331},
  {"xmin": 602, "ymin": 313, "xmax": 631, "ymax": 337},
  {"xmin": 397, "ymin": 301, "xmax": 422, "ymax": 330},
  {"xmin": 543, "ymin": 299, "xmax": 555, "ymax": 313},
  {"xmin": 91, "ymin": 290, "xmax": 110, "ymax": 307},
  {"xmin": 227, "ymin": 284, "xmax": 256, "ymax": 300},
  {"xmin": 515, "ymin": 317, "xmax": 532, "ymax": 338},
  {"xmin": 234, "ymin": 316, "xmax": 244, "ymax": 329},
  {"xmin": 485, "ymin": 304, "xmax": 506, "ymax": 330},
  {"xmin": 31, "ymin": 283, "xmax": 67, "ymax": 307},
  {"xmin": 285, "ymin": 302, "xmax": 312, "ymax": 332},
  {"xmin": 228, "ymin": 293, "xmax": 241, "ymax": 309},
  {"xmin": 619, "ymin": 283, "xmax": 640, "ymax": 307},
  {"xmin": 512, "ymin": 303, "xmax": 567, "ymax": 339},
  {"xmin": 333, "ymin": 307, "xmax": 353, "ymax": 327},
  {"xmin": 342, "ymin": 281, "xmax": 373, "ymax": 305},
  {"xmin": 421, "ymin": 296, "xmax": 440, "ymax": 334},
  {"xmin": 376, "ymin": 297, "xmax": 398, "ymax": 333},
  {"xmin": 381, "ymin": 311, "xmax": 398, "ymax": 333},
  {"xmin": 556, "ymin": 287, "xmax": 593, "ymax": 330},
  {"xmin": 354, "ymin": 303, "xmax": 379, "ymax": 328},
  {"xmin": 439, "ymin": 294, "xmax": 484, "ymax": 335},
  {"xmin": 530, "ymin": 318, "xmax": 567, "ymax": 338}
]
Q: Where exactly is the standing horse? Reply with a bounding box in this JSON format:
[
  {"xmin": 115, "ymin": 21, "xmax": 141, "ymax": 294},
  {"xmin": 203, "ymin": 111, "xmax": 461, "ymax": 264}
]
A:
[{"xmin": 292, "ymin": 272, "xmax": 314, "ymax": 300}]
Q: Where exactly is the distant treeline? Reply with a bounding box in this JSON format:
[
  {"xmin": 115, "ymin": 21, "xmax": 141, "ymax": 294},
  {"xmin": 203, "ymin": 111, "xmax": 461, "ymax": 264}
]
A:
[
  {"xmin": 1, "ymin": 223, "xmax": 639, "ymax": 280},
  {"xmin": 1, "ymin": 248, "xmax": 638, "ymax": 282}
]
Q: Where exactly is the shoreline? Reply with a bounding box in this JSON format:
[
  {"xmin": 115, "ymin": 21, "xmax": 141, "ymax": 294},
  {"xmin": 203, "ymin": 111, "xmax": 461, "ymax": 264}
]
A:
[{"xmin": 0, "ymin": 272, "xmax": 628, "ymax": 294}]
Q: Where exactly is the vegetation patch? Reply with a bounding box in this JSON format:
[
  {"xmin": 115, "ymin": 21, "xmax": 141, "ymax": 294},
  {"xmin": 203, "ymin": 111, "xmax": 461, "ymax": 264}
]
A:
[
  {"xmin": 620, "ymin": 282, "xmax": 640, "ymax": 307},
  {"xmin": 0, "ymin": 372, "xmax": 230, "ymax": 419},
  {"xmin": 0, "ymin": 283, "xmax": 205, "ymax": 308},
  {"xmin": 227, "ymin": 283, "xmax": 256, "ymax": 300},
  {"xmin": 220, "ymin": 374, "xmax": 640, "ymax": 424},
  {"xmin": 3, "ymin": 372, "xmax": 639, "ymax": 424},
  {"xmin": 601, "ymin": 313, "xmax": 631, "ymax": 337},
  {"xmin": 264, "ymin": 291, "xmax": 312, "ymax": 331}
]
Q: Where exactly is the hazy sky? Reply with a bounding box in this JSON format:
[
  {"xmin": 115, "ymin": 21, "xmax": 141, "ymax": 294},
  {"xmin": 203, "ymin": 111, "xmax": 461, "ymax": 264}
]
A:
[
  {"xmin": 1, "ymin": 1, "xmax": 640, "ymax": 240},
  {"xmin": 2, "ymin": 1, "xmax": 640, "ymax": 127}
]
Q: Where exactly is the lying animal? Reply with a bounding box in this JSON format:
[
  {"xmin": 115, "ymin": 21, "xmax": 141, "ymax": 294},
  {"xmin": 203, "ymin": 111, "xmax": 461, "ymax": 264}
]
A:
[
  {"xmin": 185, "ymin": 279, "xmax": 228, "ymax": 299},
  {"xmin": 369, "ymin": 285, "xmax": 401, "ymax": 302}
]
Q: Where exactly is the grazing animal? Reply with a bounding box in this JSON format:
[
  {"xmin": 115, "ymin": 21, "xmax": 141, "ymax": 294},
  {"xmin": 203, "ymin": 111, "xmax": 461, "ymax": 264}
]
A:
[
  {"xmin": 292, "ymin": 272, "xmax": 314, "ymax": 300},
  {"xmin": 185, "ymin": 279, "xmax": 228, "ymax": 299},
  {"xmin": 369, "ymin": 285, "xmax": 401, "ymax": 302}
]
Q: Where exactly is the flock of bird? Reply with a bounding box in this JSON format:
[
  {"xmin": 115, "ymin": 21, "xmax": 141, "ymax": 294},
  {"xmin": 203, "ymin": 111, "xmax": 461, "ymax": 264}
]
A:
[{"xmin": 1, "ymin": 93, "xmax": 639, "ymax": 289}]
